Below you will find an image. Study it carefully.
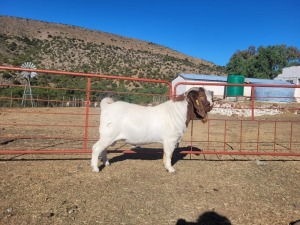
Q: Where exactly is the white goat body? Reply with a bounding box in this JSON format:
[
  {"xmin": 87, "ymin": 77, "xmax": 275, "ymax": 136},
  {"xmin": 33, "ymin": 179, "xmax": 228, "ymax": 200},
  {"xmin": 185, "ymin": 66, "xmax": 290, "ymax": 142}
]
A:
[
  {"xmin": 91, "ymin": 87, "xmax": 213, "ymax": 173},
  {"xmin": 100, "ymin": 97, "xmax": 188, "ymax": 145}
]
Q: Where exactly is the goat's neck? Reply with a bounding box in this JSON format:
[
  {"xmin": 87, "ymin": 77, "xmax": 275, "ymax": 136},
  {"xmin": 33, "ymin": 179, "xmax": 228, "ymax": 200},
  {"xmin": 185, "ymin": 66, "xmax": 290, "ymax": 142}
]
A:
[{"xmin": 164, "ymin": 100, "xmax": 189, "ymax": 131}]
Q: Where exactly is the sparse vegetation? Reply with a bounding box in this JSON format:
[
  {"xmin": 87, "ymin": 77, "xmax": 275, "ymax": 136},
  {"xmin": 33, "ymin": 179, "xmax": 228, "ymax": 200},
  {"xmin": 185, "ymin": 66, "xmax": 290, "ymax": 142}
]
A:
[
  {"xmin": 0, "ymin": 16, "xmax": 225, "ymax": 104},
  {"xmin": 0, "ymin": 17, "xmax": 224, "ymax": 75}
]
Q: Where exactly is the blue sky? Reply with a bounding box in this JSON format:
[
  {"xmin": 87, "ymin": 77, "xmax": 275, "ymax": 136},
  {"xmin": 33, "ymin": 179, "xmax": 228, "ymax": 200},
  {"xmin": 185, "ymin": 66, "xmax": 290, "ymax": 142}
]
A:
[{"xmin": 1, "ymin": 0, "xmax": 299, "ymax": 66}]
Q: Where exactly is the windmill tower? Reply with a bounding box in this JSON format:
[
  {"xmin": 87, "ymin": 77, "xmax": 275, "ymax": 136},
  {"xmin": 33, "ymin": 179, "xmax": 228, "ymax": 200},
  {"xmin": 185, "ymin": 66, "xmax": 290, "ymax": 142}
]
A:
[{"xmin": 20, "ymin": 62, "xmax": 37, "ymax": 107}]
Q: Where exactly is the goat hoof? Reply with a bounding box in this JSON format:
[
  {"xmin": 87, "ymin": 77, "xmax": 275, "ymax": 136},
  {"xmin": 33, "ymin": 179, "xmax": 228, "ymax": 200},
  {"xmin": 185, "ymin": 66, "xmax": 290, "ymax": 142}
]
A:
[
  {"xmin": 167, "ymin": 167, "xmax": 176, "ymax": 173},
  {"xmin": 104, "ymin": 161, "xmax": 110, "ymax": 167},
  {"xmin": 91, "ymin": 167, "xmax": 100, "ymax": 172}
]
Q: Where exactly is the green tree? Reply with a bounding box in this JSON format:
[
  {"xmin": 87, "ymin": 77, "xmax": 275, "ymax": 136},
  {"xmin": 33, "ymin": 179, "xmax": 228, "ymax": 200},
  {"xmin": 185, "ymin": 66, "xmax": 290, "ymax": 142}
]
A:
[{"xmin": 226, "ymin": 45, "xmax": 300, "ymax": 79}]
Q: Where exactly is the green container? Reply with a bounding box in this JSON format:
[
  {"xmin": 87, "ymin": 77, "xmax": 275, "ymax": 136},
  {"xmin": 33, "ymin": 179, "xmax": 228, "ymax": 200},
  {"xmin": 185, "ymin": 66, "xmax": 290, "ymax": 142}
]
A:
[{"xmin": 227, "ymin": 74, "xmax": 245, "ymax": 96}]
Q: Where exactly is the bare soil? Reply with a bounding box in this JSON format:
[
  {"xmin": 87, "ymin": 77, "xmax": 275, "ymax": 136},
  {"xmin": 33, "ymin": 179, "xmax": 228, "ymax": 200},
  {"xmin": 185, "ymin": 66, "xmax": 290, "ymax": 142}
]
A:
[{"xmin": 1, "ymin": 107, "xmax": 300, "ymax": 225}]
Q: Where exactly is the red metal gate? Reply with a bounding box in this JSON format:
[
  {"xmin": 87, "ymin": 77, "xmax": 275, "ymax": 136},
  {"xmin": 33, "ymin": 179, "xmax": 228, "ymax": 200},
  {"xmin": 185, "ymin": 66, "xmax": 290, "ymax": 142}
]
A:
[
  {"xmin": 0, "ymin": 66, "xmax": 171, "ymax": 155},
  {"xmin": 175, "ymin": 81, "xmax": 300, "ymax": 157}
]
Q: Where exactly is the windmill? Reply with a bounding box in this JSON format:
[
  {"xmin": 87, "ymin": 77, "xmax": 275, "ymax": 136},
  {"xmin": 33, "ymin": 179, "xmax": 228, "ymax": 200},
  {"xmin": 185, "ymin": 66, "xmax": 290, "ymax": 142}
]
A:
[{"xmin": 20, "ymin": 62, "xmax": 37, "ymax": 107}]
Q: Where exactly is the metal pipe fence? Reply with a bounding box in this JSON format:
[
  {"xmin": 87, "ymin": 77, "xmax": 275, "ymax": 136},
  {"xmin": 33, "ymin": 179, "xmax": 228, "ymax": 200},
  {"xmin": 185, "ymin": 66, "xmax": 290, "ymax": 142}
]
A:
[
  {"xmin": 0, "ymin": 66, "xmax": 299, "ymax": 157},
  {"xmin": 174, "ymin": 81, "xmax": 300, "ymax": 156},
  {"xmin": 0, "ymin": 66, "xmax": 171, "ymax": 154}
]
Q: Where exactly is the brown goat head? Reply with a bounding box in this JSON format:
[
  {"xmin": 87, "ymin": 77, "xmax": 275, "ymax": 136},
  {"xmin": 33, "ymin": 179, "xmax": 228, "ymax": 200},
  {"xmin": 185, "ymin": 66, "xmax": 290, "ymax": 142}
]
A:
[{"xmin": 185, "ymin": 87, "xmax": 213, "ymax": 126}]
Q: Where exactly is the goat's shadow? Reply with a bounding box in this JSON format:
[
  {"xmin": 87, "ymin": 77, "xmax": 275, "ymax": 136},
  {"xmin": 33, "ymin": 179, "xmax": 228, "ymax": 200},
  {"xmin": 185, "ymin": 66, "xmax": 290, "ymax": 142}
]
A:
[
  {"xmin": 98, "ymin": 146, "xmax": 200, "ymax": 172},
  {"xmin": 176, "ymin": 211, "xmax": 232, "ymax": 225}
]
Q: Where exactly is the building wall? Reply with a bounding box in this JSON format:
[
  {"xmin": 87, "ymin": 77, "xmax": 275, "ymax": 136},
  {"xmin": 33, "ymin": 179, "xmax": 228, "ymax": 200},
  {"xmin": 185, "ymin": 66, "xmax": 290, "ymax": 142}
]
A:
[
  {"xmin": 276, "ymin": 66, "xmax": 300, "ymax": 84},
  {"xmin": 172, "ymin": 79, "xmax": 226, "ymax": 98},
  {"xmin": 275, "ymin": 66, "xmax": 300, "ymax": 102},
  {"xmin": 244, "ymin": 86, "xmax": 252, "ymax": 97},
  {"xmin": 171, "ymin": 76, "xmax": 186, "ymax": 95}
]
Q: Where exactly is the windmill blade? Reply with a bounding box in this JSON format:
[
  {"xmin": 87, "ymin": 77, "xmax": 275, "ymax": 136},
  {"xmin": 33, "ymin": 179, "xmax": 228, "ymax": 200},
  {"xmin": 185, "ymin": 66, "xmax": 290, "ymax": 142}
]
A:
[
  {"xmin": 21, "ymin": 71, "xmax": 30, "ymax": 78},
  {"xmin": 21, "ymin": 62, "xmax": 37, "ymax": 78},
  {"xmin": 29, "ymin": 71, "xmax": 37, "ymax": 78}
]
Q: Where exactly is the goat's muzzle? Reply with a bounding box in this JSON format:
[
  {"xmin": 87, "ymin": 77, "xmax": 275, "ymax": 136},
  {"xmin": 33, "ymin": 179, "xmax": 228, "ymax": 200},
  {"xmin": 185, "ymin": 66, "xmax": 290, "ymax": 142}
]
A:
[{"xmin": 205, "ymin": 101, "xmax": 213, "ymax": 113}]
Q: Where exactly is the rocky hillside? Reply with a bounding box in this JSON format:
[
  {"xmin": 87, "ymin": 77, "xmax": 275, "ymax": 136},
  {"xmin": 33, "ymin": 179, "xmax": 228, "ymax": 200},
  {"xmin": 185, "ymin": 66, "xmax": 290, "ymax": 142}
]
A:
[
  {"xmin": 0, "ymin": 16, "xmax": 225, "ymax": 104},
  {"xmin": 0, "ymin": 16, "xmax": 224, "ymax": 78}
]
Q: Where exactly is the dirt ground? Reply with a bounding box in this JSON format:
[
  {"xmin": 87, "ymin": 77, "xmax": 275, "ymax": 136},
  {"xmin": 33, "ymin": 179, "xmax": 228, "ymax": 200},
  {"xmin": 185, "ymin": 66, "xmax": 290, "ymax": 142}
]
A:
[{"xmin": 1, "ymin": 107, "xmax": 300, "ymax": 225}]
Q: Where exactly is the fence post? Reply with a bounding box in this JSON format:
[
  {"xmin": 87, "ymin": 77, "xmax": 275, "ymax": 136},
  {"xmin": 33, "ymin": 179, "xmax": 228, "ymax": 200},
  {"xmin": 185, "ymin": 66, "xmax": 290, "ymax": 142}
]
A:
[
  {"xmin": 83, "ymin": 77, "xmax": 91, "ymax": 152},
  {"xmin": 251, "ymin": 85, "xmax": 255, "ymax": 120}
]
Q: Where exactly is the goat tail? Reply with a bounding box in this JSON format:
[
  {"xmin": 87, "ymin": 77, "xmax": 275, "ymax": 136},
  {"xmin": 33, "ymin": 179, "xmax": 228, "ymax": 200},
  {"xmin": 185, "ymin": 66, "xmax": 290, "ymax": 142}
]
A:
[{"xmin": 100, "ymin": 97, "xmax": 114, "ymax": 109}]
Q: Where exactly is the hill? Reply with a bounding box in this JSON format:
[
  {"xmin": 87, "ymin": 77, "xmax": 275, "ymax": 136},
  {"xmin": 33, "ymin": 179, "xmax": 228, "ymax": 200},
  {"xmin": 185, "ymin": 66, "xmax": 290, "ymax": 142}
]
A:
[
  {"xmin": 0, "ymin": 16, "xmax": 225, "ymax": 103},
  {"xmin": 0, "ymin": 16, "xmax": 224, "ymax": 76}
]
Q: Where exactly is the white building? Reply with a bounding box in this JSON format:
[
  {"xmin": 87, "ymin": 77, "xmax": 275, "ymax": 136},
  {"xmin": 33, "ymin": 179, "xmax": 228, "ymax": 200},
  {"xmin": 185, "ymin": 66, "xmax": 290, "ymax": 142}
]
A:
[
  {"xmin": 275, "ymin": 66, "xmax": 300, "ymax": 102},
  {"xmin": 171, "ymin": 74, "xmax": 227, "ymax": 99}
]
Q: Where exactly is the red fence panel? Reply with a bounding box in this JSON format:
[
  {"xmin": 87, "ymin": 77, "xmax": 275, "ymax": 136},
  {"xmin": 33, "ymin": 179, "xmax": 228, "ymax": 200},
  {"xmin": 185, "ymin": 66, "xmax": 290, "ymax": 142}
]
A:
[
  {"xmin": 175, "ymin": 82, "xmax": 300, "ymax": 157},
  {"xmin": 0, "ymin": 66, "xmax": 171, "ymax": 155}
]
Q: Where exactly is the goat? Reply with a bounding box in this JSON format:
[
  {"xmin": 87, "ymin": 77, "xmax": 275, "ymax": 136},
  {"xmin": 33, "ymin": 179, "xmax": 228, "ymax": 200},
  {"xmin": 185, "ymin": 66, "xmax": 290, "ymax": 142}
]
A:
[{"xmin": 91, "ymin": 87, "xmax": 213, "ymax": 173}]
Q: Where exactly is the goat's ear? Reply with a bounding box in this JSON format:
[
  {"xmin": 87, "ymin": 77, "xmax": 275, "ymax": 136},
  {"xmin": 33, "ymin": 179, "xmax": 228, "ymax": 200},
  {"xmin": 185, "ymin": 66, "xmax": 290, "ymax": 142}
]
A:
[
  {"xmin": 187, "ymin": 89, "xmax": 207, "ymax": 118},
  {"xmin": 185, "ymin": 101, "xmax": 196, "ymax": 126}
]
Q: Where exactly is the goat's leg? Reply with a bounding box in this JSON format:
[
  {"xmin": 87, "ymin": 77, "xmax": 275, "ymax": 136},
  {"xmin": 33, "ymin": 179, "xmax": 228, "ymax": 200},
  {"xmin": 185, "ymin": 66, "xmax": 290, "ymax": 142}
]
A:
[
  {"xmin": 91, "ymin": 140, "xmax": 103, "ymax": 172},
  {"xmin": 101, "ymin": 149, "xmax": 110, "ymax": 167},
  {"xmin": 100, "ymin": 141, "xmax": 117, "ymax": 166},
  {"xmin": 163, "ymin": 142, "xmax": 179, "ymax": 165},
  {"xmin": 91, "ymin": 139, "xmax": 112, "ymax": 172},
  {"xmin": 163, "ymin": 141, "xmax": 176, "ymax": 173}
]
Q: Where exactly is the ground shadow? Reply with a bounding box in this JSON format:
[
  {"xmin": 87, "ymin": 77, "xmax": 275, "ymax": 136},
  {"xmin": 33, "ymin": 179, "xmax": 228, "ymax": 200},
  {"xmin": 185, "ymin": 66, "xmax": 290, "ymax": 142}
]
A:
[
  {"xmin": 97, "ymin": 146, "xmax": 200, "ymax": 172},
  {"xmin": 290, "ymin": 219, "xmax": 300, "ymax": 225},
  {"xmin": 176, "ymin": 211, "xmax": 232, "ymax": 225}
]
